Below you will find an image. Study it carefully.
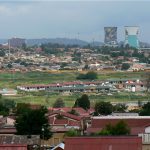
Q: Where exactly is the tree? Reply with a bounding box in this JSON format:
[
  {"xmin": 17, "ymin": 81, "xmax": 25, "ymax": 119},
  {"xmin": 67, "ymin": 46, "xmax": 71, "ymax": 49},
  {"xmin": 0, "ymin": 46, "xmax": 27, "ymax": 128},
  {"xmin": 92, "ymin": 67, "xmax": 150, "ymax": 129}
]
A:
[
  {"xmin": 15, "ymin": 106, "xmax": 52, "ymax": 139},
  {"xmin": 98, "ymin": 120, "xmax": 130, "ymax": 136},
  {"xmin": 53, "ymin": 98, "xmax": 65, "ymax": 108},
  {"xmin": 145, "ymin": 72, "xmax": 150, "ymax": 93},
  {"xmin": 85, "ymin": 71, "xmax": 98, "ymax": 80},
  {"xmin": 94, "ymin": 101, "xmax": 113, "ymax": 115},
  {"xmin": 139, "ymin": 102, "xmax": 150, "ymax": 116},
  {"xmin": 65, "ymin": 129, "xmax": 80, "ymax": 137},
  {"xmin": 76, "ymin": 71, "xmax": 98, "ymax": 80},
  {"xmin": 16, "ymin": 103, "xmax": 31, "ymax": 115},
  {"xmin": 0, "ymin": 50, "xmax": 5, "ymax": 57},
  {"xmin": 0, "ymin": 99, "xmax": 15, "ymax": 116},
  {"xmin": 121, "ymin": 63, "xmax": 130, "ymax": 70},
  {"xmin": 74, "ymin": 94, "xmax": 90, "ymax": 110},
  {"xmin": 7, "ymin": 63, "xmax": 12, "ymax": 68},
  {"xmin": 113, "ymin": 103, "xmax": 127, "ymax": 113}
]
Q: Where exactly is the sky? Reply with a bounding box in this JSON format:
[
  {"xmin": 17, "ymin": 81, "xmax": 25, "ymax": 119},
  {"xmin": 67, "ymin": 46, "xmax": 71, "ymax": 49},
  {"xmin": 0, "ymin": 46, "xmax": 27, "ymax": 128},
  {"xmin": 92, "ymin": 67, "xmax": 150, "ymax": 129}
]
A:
[{"xmin": 0, "ymin": 0, "xmax": 150, "ymax": 42}]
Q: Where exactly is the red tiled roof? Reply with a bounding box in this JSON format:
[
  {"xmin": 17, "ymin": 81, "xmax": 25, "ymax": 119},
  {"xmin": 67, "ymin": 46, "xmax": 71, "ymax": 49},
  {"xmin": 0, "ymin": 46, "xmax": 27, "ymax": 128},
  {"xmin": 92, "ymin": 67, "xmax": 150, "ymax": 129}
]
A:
[
  {"xmin": 68, "ymin": 120, "xmax": 80, "ymax": 126},
  {"xmin": 54, "ymin": 119, "xmax": 68, "ymax": 125},
  {"xmin": 65, "ymin": 136, "xmax": 142, "ymax": 150},
  {"xmin": 48, "ymin": 107, "xmax": 94, "ymax": 117},
  {"xmin": 48, "ymin": 111, "xmax": 81, "ymax": 121},
  {"xmin": 0, "ymin": 128, "xmax": 17, "ymax": 134},
  {"xmin": 48, "ymin": 111, "xmax": 82, "ymax": 132}
]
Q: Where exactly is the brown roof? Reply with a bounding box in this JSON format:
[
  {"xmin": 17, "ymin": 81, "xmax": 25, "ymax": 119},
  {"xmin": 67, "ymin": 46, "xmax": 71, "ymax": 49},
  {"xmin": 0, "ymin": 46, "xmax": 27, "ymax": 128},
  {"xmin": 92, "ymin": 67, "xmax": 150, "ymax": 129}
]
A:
[
  {"xmin": 48, "ymin": 107, "xmax": 94, "ymax": 117},
  {"xmin": 65, "ymin": 136, "xmax": 142, "ymax": 150},
  {"xmin": 0, "ymin": 135, "xmax": 40, "ymax": 145},
  {"xmin": 48, "ymin": 111, "xmax": 82, "ymax": 132},
  {"xmin": 48, "ymin": 111, "xmax": 82, "ymax": 122},
  {"xmin": 0, "ymin": 128, "xmax": 17, "ymax": 134},
  {"xmin": 0, "ymin": 145, "xmax": 27, "ymax": 150},
  {"xmin": 87, "ymin": 117, "xmax": 150, "ymax": 135}
]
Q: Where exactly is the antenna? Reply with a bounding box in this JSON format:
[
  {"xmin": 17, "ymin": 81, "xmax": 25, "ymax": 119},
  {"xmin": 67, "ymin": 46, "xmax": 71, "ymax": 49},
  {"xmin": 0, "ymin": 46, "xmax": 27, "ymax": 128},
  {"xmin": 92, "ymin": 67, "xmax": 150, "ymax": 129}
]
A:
[
  {"xmin": 77, "ymin": 32, "xmax": 80, "ymax": 40},
  {"xmin": 92, "ymin": 38, "xmax": 95, "ymax": 47},
  {"xmin": 8, "ymin": 39, "xmax": 10, "ymax": 61}
]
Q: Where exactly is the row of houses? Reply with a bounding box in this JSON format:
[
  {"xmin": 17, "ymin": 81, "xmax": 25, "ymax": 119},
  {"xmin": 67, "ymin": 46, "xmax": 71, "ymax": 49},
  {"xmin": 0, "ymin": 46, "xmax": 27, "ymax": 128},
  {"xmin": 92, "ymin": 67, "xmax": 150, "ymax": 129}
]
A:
[
  {"xmin": 1, "ymin": 106, "xmax": 150, "ymax": 149},
  {"xmin": 17, "ymin": 79, "xmax": 147, "ymax": 93}
]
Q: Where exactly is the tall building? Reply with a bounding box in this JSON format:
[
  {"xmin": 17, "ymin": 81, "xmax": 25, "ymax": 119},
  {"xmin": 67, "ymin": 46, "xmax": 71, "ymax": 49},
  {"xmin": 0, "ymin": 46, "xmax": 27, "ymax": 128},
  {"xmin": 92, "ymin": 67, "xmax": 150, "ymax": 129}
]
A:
[
  {"xmin": 8, "ymin": 37, "xmax": 25, "ymax": 48},
  {"xmin": 104, "ymin": 27, "xmax": 117, "ymax": 46},
  {"xmin": 124, "ymin": 26, "xmax": 139, "ymax": 49}
]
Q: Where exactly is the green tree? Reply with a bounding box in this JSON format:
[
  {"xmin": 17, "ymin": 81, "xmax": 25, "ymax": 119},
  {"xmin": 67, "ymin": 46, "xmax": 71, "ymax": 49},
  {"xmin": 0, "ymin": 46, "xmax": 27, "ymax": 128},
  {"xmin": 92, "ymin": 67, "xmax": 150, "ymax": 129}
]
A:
[
  {"xmin": 98, "ymin": 120, "xmax": 130, "ymax": 136},
  {"xmin": 139, "ymin": 102, "xmax": 150, "ymax": 116},
  {"xmin": 15, "ymin": 106, "xmax": 52, "ymax": 139},
  {"xmin": 85, "ymin": 71, "xmax": 98, "ymax": 80},
  {"xmin": 121, "ymin": 63, "xmax": 130, "ymax": 70},
  {"xmin": 16, "ymin": 103, "xmax": 31, "ymax": 115},
  {"xmin": 76, "ymin": 71, "xmax": 98, "ymax": 80},
  {"xmin": 74, "ymin": 94, "xmax": 90, "ymax": 110},
  {"xmin": 0, "ymin": 50, "xmax": 5, "ymax": 57},
  {"xmin": 0, "ymin": 99, "xmax": 15, "ymax": 116},
  {"xmin": 7, "ymin": 63, "xmax": 12, "ymax": 68},
  {"xmin": 94, "ymin": 101, "xmax": 113, "ymax": 115},
  {"xmin": 112, "ymin": 120, "xmax": 130, "ymax": 135},
  {"xmin": 65, "ymin": 129, "xmax": 80, "ymax": 137},
  {"xmin": 113, "ymin": 103, "xmax": 127, "ymax": 113},
  {"xmin": 145, "ymin": 72, "xmax": 150, "ymax": 93},
  {"xmin": 53, "ymin": 98, "xmax": 65, "ymax": 108}
]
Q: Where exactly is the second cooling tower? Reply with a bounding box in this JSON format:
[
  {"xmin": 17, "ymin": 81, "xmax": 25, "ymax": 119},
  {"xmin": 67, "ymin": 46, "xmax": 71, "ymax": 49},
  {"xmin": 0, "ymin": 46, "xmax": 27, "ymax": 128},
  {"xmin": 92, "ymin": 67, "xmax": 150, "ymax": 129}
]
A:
[{"xmin": 124, "ymin": 26, "xmax": 139, "ymax": 49}]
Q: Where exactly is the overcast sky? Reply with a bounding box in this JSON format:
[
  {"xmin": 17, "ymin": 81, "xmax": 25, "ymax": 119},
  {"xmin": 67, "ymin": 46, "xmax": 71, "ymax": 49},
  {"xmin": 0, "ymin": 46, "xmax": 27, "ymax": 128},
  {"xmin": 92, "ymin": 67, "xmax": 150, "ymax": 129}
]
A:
[{"xmin": 0, "ymin": 0, "xmax": 149, "ymax": 42}]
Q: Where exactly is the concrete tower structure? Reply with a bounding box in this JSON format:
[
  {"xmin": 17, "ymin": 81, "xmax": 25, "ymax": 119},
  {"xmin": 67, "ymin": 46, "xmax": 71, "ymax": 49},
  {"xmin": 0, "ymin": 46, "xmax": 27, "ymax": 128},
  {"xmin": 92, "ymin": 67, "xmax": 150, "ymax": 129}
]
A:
[
  {"xmin": 124, "ymin": 26, "xmax": 139, "ymax": 49},
  {"xmin": 104, "ymin": 27, "xmax": 117, "ymax": 46}
]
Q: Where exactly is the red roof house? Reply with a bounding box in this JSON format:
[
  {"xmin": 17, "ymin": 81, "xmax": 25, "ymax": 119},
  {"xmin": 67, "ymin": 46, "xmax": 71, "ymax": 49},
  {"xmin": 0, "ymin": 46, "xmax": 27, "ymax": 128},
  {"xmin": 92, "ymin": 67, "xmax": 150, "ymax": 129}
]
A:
[
  {"xmin": 48, "ymin": 111, "xmax": 83, "ymax": 132},
  {"xmin": 48, "ymin": 107, "xmax": 94, "ymax": 117},
  {"xmin": 87, "ymin": 116, "xmax": 150, "ymax": 135},
  {"xmin": 65, "ymin": 136, "xmax": 142, "ymax": 150}
]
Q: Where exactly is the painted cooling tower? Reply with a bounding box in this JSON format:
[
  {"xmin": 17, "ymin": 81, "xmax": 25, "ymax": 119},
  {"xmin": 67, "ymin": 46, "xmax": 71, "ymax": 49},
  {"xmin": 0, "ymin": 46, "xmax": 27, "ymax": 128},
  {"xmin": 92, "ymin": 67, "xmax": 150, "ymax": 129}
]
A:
[
  {"xmin": 104, "ymin": 27, "xmax": 117, "ymax": 46},
  {"xmin": 124, "ymin": 26, "xmax": 139, "ymax": 48}
]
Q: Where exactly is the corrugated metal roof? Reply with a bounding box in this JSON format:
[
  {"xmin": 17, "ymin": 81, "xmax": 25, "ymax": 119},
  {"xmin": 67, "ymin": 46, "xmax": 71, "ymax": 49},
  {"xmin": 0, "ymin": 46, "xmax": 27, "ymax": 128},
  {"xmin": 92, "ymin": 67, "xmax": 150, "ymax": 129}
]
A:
[{"xmin": 65, "ymin": 136, "xmax": 142, "ymax": 150}]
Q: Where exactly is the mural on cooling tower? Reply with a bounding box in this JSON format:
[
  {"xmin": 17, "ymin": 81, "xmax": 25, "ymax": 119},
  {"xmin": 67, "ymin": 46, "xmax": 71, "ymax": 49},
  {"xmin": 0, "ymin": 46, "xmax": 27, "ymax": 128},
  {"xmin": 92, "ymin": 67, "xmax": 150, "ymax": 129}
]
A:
[{"xmin": 104, "ymin": 27, "xmax": 117, "ymax": 44}]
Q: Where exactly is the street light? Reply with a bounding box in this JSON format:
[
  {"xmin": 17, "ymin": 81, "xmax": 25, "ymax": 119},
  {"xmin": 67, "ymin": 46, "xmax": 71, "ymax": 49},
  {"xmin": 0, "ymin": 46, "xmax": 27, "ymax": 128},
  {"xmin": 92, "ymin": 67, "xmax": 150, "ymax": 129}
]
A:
[{"xmin": 42, "ymin": 127, "xmax": 45, "ymax": 149}]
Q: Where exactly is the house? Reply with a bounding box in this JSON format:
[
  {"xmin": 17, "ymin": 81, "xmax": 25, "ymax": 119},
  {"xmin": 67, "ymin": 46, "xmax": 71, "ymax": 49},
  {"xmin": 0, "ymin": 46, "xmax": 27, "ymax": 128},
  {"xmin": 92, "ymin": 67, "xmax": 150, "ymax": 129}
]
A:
[
  {"xmin": 0, "ymin": 135, "xmax": 40, "ymax": 150},
  {"xmin": 87, "ymin": 116, "xmax": 150, "ymax": 135},
  {"xmin": 48, "ymin": 107, "xmax": 94, "ymax": 118},
  {"xmin": 65, "ymin": 136, "xmax": 142, "ymax": 150},
  {"xmin": 131, "ymin": 63, "xmax": 145, "ymax": 72},
  {"xmin": 123, "ymin": 80, "xmax": 146, "ymax": 92},
  {"xmin": 42, "ymin": 111, "xmax": 83, "ymax": 146},
  {"xmin": 0, "ymin": 116, "xmax": 16, "ymax": 135}
]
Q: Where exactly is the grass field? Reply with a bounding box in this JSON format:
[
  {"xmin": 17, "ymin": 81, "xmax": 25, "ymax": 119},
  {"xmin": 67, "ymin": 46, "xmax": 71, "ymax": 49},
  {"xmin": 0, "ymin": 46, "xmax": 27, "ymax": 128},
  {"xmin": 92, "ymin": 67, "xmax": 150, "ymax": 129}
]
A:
[
  {"xmin": 0, "ymin": 70, "xmax": 148, "ymax": 107},
  {"xmin": 0, "ymin": 70, "xmax": 145, "ymax": 88},
  {"xmin": 3, "ymin": 91, "xmax": 150, "ymax": 107}
]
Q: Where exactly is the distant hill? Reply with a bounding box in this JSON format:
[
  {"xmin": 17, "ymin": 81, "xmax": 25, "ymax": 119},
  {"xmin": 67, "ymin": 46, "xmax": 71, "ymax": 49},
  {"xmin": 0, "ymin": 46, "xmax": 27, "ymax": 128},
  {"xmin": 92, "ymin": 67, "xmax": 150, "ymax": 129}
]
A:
[
  {"xmin": 139, "ymin": 41, "xmax": 150, "ymax": 48},
  {"xmin": 0, "ymin": 38, "xmax": 103, "ymax": 47},
  {"xmin": 0, "ymin": 39, "xmax": 8, "ymax": 44},
  {"xmin": 26, "ymin": 38, "xmax": 89, "ymax": 46},
  {"xmin": 0, "ymin": 38, "xmax": 149, "ymax": 48}
]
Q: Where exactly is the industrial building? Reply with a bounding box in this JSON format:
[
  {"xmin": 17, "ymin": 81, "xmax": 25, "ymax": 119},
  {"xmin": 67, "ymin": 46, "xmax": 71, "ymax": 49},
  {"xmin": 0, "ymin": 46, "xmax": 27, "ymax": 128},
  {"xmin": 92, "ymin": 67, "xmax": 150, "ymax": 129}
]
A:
[
  {"xmin": 8, "ymin": 37, "xmax": 26, "ymax": 48},
  {"xmin": 124, "ymin": 26, "xmax": 139, "ymax": 49},
  {"xmin": 104, "ymin": 27, "xmax": 118, "ymax": 46}
]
